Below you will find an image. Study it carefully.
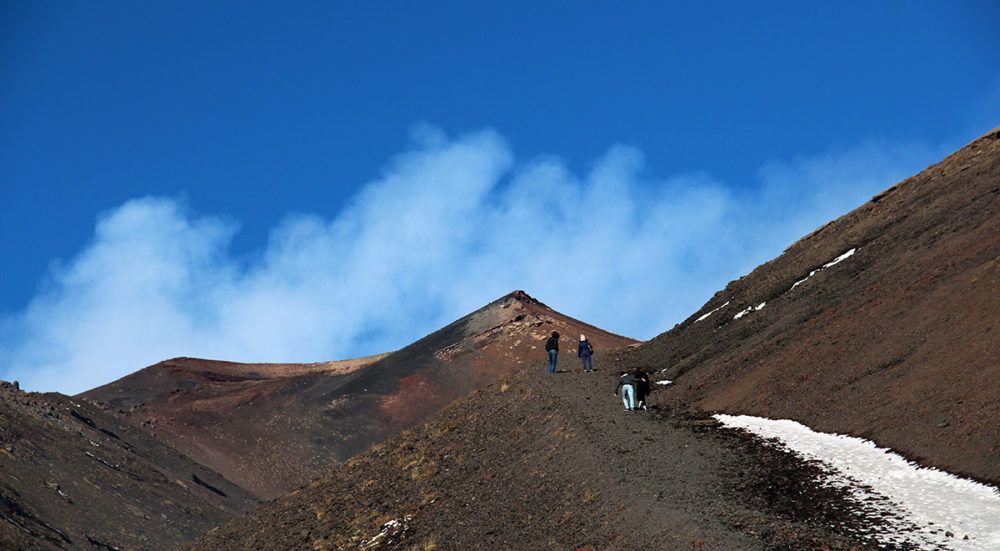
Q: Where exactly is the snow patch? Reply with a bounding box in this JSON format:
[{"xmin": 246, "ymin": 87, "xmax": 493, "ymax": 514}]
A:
[
  {"xmin": 361, "ymin": 516, "xmax": 413, "ymax": 548},
  {"xmin": 732, "ymin": 302, "xmax": 765, "ymax": 320},
  {"xmin": 791, "ymin": 272, "xmax": 816, "ymax": 289},
  {"xmin": 823, "ymin": 247, "xmax": 856, "ymax": 268},
  {"xmin": 791, "ymin": 248, "xmax": 857, "ymax": 290},
  {"xmin": 695, "ymin": 301, "xmax": 730, "ymax": 323},
  {"xmin": 715, "ymin": 414, "xmax": 1000, "ymax": 550},
  {"xmin": 654, "ymin": 380, "xmax": 673, "ymax": 386}
]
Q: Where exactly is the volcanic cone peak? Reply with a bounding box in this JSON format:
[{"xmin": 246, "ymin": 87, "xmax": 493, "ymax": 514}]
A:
[
  {"xmin": 80, "ymin": 291, "xmax": 635, "ymax": 499},
  {"xmin": 427, "ymin": 290, "xmax": 633, "ymax": 370},
  {"xmin": 463, "ymin": 289, "xmax": 544, "ymax": 328},
  {"xmin": 504, "ymin": 288, "xmax": 540, "ymax": 305},
  {"xmin": 469, "ymin": 289, "xmax": 624, "ymax": 337}
]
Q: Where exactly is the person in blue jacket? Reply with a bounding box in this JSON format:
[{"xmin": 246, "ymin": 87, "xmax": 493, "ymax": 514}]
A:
[{"xmin": 578, "ymin": 334, "xmax": 594, "ymax": 372}]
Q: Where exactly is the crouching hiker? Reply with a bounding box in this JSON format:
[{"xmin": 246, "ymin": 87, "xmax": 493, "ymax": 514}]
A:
[
  {"xmin": 614, "ymin": 371, "xmax": 638, "ymax": 411},
  {"xmin": 634, "ymin": 368, "xmax": 650, "ymax": 411},
  {"xmin": 578, "ymin": 334, "xmax": 594, "ymax": 372}
]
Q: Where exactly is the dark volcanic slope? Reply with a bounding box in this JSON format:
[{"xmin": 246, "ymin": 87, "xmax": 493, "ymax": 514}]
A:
[
  {"xmin": 621, "ymin": 127, "xmax": 1000, "ymax": 483},
  {"xmin": 81, "ymin": 291, "xmax": 635, "ymax": 498},
  {"xmin": 0, "ymin": 381, "xmax": 256, "ymax": 551},
  {"xmin": 193, "ymin": 366, "xmax": 878, "ymax": 550}
]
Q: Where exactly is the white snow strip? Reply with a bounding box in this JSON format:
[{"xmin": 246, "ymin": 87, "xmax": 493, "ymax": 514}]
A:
[
  {"xmin": 792, "ymin": 270, "xmax": 819, "ymax": 289},
  {"xmin": 733, "ymin": 302, "xmax": 766, "ymax": 321},
  {"xmin": 715, "ymin": 414, "xmax": 1000, "ymax": 550},
  {"xmin": 654, "ymin": 380, "xmax": 672, "ymax": 386},
  {"xmin": 791, "ymin": 248, "xmax": 858, "ymax": 291},
  {"xmin": 823, "ymin": 247, "xmax": 856, "ymax": 268},
  {"xmin": 733, "ymin": 307, "xmax": 752, "ymax": 320},
  {"xmin": 695, "ymin": 301, "xmax": 730, "ymax": 323}
]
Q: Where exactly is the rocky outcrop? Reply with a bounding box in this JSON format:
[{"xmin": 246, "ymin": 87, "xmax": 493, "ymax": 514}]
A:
[{"xmin": 0, "ymin": 381, "xmax": 256, "ymax": 550}]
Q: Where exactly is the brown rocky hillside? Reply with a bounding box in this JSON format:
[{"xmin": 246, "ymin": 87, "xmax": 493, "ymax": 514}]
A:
[
  {"xmin": 81, "ymin": 291, "xmax": 635, "ymax": 498},
  {"xmin": 620, "ymin": 125, "xmax": 1000, "ymax": 484}
]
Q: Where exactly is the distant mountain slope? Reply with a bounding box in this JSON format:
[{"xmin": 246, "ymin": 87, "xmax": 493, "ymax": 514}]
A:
[
  {"xmin": 81, "ymin": 291, "xmax": 636, "ymax": 498},
  {"xmin": 0, "ymin": 381, "xmax": 256, "ymax": 551},
  {"xmin": 80, "ymin": 355, "xmax": 386, "ymax": 411},
  {"xmin": 621, "ymin": 126, "xmax": 1000, "ymax": 483},
  {"xmin": 78, "ymin": 355, "xmax": 388, "ymax": 500}
]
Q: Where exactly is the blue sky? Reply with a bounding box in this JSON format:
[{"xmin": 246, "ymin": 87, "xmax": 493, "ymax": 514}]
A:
[{"xmin": 1, "ymin": 2, "xmax": 998, "ymax": 392}]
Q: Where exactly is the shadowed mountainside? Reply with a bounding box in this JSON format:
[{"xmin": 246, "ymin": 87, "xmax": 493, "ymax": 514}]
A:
[
  {"xmin": 619, "ymin": 125, "xmax": 1000, "ymax": 484},
  {"xmin": 81, "ymin": 291, "xmax": 636, "ymax": 498},
  {"xmin": 0, "ymin": 381, "xmax": 257, "ymax": 551}
]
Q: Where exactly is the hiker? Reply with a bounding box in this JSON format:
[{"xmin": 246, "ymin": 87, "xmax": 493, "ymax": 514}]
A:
[
  {"xmin": 545, "ymin": 331, "xmax": 560, "ymax": 373},
  {"xmin": 634, "ymin": 368, "xmax": 651, "ymax": 411},
  {"xmin": 614, "ymin": 371, "xmax": 638, "ymax": 411},
  {"xmin": 578, "ymin": 334, "xmax": 594, "ymax": 372}
]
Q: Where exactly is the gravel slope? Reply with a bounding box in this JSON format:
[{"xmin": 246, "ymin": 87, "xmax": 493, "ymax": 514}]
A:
[
  {"xmin": 193, "ymin": 362, "xmax": 880, "ymax": 550},
  {"xmin": 0, "ymin": 382, "xmax": 257, "ymax": 550}
]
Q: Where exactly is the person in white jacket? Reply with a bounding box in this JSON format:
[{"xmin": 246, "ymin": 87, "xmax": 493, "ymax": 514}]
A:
[{"xmin": 578, "ymin": 334, "xmax": 594, "ymax": 372}]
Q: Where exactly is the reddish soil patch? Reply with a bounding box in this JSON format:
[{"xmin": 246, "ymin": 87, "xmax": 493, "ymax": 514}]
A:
[{"xmin": 379, "ymin": 373, "xmax": 450, "ymax": 426}]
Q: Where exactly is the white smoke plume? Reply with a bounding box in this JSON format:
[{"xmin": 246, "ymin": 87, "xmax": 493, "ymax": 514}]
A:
[{"xmin": 0, "ymin": 127, "xmax": 941, "ymax": 393}]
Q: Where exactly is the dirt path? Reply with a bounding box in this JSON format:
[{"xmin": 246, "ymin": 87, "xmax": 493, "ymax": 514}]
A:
[
  {"xmin": 194, "ymin": 356, "xmax": 881, "ymax": 550},
  {"xmin": 538, "ymin": 366, "xmax": 878, "ymax": 549}
]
